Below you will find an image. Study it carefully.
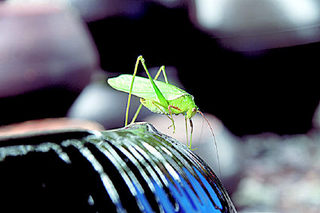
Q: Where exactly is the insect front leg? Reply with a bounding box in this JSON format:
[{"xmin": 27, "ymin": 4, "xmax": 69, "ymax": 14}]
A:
[
  {"xmin": 185, "ymin": 115, "xmax": 189, "ymax": 145},
  {"xmin": 184, "ymin": 116, "xmax": 196, "ymax": 150},
  {"xmin": 189, "ymin": 119, "xmax": 196, "ymax": 150},
  {"xmin": 129, "ymin": 103, "xmax": 143, "ymax": 125}
]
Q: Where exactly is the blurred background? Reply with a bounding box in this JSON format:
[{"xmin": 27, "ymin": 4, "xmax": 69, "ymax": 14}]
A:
[{"xmin": 1, "ymin": 0, "xmax": 320, "ymax": 212}]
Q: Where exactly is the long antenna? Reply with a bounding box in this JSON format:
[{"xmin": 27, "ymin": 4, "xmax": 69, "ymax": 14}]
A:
[{"xmin": 198, "ymin": 110, "xmax": 221, "ymax": 177}]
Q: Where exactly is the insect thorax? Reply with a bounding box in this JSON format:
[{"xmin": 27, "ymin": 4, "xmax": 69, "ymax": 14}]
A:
[{"xmin": 169, "ymin": 94, "xmax": 197, "ymax": 117}]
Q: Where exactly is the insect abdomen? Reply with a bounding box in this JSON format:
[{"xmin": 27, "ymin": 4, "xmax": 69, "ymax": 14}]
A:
[{"xmin": 140, "ymin": 98, "xmax": 167, "ymax": 114}]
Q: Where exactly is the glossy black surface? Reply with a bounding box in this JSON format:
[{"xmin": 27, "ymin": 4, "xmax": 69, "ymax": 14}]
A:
[{"xmin": 0, "ymin": 123, "xmax": 236, "ymax": 212}]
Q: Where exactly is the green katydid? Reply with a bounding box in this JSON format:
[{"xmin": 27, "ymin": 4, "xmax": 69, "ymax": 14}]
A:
[{"xmin": 107, "ymin": 55, "xmax": 218, "ymax": 153}]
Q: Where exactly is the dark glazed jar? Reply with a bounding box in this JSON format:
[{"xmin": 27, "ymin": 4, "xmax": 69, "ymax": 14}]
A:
[{"xmin": 0, "ymin": 123, "xmax": 236, "ymax": 212}]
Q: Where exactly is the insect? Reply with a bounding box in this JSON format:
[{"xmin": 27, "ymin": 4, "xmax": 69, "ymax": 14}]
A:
[{"xmin": 107, "ymin": 55, "xmax": 217, "ymax": 153}]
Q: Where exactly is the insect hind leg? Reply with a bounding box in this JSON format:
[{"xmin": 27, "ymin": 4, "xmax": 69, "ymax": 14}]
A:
[
  {"xmin": 125, "ymin": 56, "xmax": 144, "ymax": 126},
  {"xmin": 138, "ymin": 56, "xmax": 169, "ymax": 107},
  {"xmin": 126, "ymin": 55, "xmax": 170, "ymax": 126},
  {"xmin": 154, "ymin": 65, "xmax": 169, "ymax": 83},
  {"xmin": 129, "ymin": 103, "xmax": 143, "ymax": 125}
]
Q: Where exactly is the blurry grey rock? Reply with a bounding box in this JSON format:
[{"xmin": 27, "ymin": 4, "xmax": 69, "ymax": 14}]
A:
[
  {"xmin": 67, "ymin": 73, "xmax": 153, "ymax": 129},
  {"xmin": 0, "ymin": 3, "xmax": 98, "ymax": 97},
  {"xmin": 312, "ymin": 101, "xmax": 320, "ymax": 130},
  {"xmin": 152, "ymin": 0, "xmax": 184, "ymax": 8},
  {"xmin": 189, "ymin": 0, "xmax": 320, "ymax": 51},
  {"xmin": 234, "ymin": 132, "xmax": 320, "ymax": 212},
  {"xmin": 67, "ymin": 81, "xmax": 126, "ymax": 129},
  {"xmin": 67, "ymin": 0, "xmax": 144, "ymax": 22},
  {"xmin": 0, "ymin": 118, "xmax": 104, "ymax": 137}
]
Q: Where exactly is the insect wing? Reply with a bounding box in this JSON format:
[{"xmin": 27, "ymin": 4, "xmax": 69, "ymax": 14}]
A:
[{"xmin": 108, "ymin": 74, "xmax": 186, "ymax": 100}]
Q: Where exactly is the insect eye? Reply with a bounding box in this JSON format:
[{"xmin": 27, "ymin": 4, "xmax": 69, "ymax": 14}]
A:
[{"xmin": 192, "ymin": 108, "xmax": 197, "ymax": 112}]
